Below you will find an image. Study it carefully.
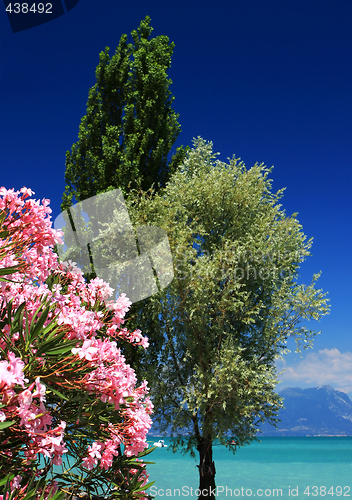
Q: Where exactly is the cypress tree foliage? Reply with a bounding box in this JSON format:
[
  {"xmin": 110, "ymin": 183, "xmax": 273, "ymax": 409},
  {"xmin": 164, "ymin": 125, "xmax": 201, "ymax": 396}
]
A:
[{"xmin": 61, "ymin": 15, "xmax": 185, "ymax": 212}]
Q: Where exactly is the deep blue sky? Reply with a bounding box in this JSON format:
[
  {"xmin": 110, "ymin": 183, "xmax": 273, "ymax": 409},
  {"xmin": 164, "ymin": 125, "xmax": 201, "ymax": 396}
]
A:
[{"xmin": 1, "ymin": 0, "xmax": 351, "ymax": 394}]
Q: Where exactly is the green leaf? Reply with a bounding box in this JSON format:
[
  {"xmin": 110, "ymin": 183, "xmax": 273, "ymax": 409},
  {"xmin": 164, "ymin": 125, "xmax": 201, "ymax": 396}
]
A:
[
  {"xmin": 0, "ymin": 276, "xmax": 17, "ymax": 283},
  {"xmin": 45, "ymin": 340, "xmax": 78, "ymax": 356},
  {"xmin": 46, "ymin": 385, "xmax": 69, "ymax": 401},
  {"xmin": 29, "ymin": 303, "xmax": 51, "ymax": 343},
  {"xmin": 34, "ymin": 329, "xmax": 70, "ymax": 357},
  {"xmin": 0, "ymin": 473, "xmax": 14, "ymax": 487},
  {"xmin": 135, "ymin": 480, "xmax": 155, "ymax": 492},
  {"xmin": 137, "ymin": 446, "xmax": 157, "ymax": 457},
  {"xmin": 0, "ymin": 266, "xmax": 21, "ymax": 276},
  {"xmin": 0, "ymin": 420, "xmax": 16, "ymax": 430}
]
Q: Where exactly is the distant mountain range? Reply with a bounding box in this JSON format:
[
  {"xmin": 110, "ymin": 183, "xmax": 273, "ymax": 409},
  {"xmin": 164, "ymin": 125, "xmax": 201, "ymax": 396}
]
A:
[
  {"xmin": 149, "ymin": 386, "xmax": 352, "ymax": 437},
  {"xmin": 260, "ymin": 385, "xmax": 352, "ymax": 436}
]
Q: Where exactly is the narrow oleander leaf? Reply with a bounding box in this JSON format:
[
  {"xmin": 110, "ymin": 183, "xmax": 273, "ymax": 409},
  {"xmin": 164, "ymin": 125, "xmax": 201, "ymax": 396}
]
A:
[
  {"xmin": 29, "ymin": 304, "xmax": 51, "ymax": 342},
  {"xmin": 0, "ymin": 266, "xmax": 21, "ymax": 276},
  {"xmin": 46, "ymin": 385, "xmax": 69, "ymax": 401},
  {"xmin": 45, "ymin": 340, "xmax": 78, "ymax": 356},
  {"xmin": 0, "ymin": 475, "xmax": 14, "ymax": 487},
  {"xmin": 135, "ymin": 481, "xmax": 155, "ymax": 492},
  {"xmin": 34, "ymin": 329, "xmax": 69, "ymax": 356},
  {"xmin": 0, "ymin": 420, "xmax": 16, "ymax": 430}
]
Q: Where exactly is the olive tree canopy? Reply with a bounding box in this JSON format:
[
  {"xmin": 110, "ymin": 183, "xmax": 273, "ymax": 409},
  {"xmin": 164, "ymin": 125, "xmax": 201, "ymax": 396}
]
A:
[{"xmin": 91, "ymin": 138, "xmax": 330, "ymax": 498}]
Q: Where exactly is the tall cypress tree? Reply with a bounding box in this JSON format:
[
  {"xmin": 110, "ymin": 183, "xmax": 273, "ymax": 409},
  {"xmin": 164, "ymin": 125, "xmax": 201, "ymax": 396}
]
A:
[{"xmin": 61, "ymin": 16, "xmax": 186, "ymax": 211}]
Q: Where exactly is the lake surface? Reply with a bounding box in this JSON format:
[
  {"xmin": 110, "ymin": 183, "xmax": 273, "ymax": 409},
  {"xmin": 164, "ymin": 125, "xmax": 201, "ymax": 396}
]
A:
[
  {"xmin": 146, "ymin": 437, "xmax": 352, "ymax": 499},
  {"xmin": 40, "ymin": 436, "xmax": 352, "ymax": 499}
]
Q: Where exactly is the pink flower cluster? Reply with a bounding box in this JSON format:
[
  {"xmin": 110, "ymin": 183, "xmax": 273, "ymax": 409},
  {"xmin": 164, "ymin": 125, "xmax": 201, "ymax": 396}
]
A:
[
  {"xmin": 0, "ymin": 357, "xmax": 68, "ymax": 466},
  {"xmin": 0, "ymin": 187, "xmax": 153, "ymax": 497},
  {"xmin": 0, "ymin": 186, "xmax": 63, "ymax": 283},
  {"xmin": 81, "ymin": 439, "xmax": 119, "ymax": 470}
]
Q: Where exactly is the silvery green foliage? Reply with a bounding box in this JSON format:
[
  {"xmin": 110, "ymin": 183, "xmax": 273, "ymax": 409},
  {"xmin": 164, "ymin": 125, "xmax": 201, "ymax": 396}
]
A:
[{"xmin": 97, "ymin": 137, "xmax": 330, "ymax": 456}]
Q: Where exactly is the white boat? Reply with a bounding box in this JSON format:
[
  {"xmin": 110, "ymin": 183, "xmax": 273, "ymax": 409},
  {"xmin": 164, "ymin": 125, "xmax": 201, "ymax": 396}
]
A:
[{"xmin": 153, "ymin": 439, "xmax": 168, "ymax": 447}]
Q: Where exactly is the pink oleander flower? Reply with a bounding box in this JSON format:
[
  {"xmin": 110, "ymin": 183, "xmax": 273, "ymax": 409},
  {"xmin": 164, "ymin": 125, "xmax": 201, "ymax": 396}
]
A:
[
  {"xmin": 71, "ymin": 339, "xmax": 99, "ymax": 361},
  {"xmin": 0, "ymin": 186, "xmax": 153, "ymax": 490},
  {"xmin": 0, "ymin": 352, "xmax": 28, "ymax": 390},
  {"xmin": 82, "ymin": 454, "xmax": 98, "ymax": 470},
  {"xmin": 87, "ymin": 441, "xmax": 103, "ymax": 459},
  {"xmin": 32, "ymin": 377, "xmax": 46, "ymax": 403},
  {"xmin": 11, "ymin": 475, "xmax": 22, "ymax": 489}
]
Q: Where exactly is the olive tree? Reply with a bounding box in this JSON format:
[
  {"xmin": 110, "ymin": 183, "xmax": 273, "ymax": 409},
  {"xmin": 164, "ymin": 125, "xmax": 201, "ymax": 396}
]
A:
[{"xmin": 87, "ymin": 138, "xmax": 330, "ymax": 498}]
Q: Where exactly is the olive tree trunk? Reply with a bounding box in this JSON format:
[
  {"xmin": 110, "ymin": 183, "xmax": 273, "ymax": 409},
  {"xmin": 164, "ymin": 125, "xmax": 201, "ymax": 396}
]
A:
[{"xmin": 197, "ymin": 439, "xmax": 216, "ymax": 500}]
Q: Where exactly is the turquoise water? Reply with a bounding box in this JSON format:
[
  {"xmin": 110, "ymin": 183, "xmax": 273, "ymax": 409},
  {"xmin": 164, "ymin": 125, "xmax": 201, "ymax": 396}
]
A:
[
  {"xmin": 40, "ymin": 437, "xmax": 352, "ymax": 499},
  {"xmin": 147, "ymin": 437, "xmax": 352, "ymax": 499}
]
